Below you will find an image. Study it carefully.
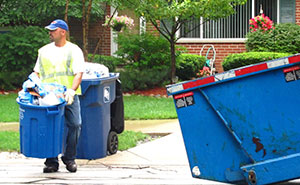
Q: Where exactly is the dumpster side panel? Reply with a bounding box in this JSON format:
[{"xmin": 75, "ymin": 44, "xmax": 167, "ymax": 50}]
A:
[
  {"xmin": 205, "ymin": 67, "xmax": 300, "ymax": 162},
  {"xmin": 175, "ymin": 90, "xmax": 252, "ymax": 183}
]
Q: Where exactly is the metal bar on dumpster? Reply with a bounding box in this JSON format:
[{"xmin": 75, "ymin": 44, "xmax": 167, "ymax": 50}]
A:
[
  {"xmin": 241, "ymin": 153, "xmax": 300, "ymax": 185},
  {"xmin": 199, "ymin": 88, "xmax": 255, "ymax": 163},
  {"xmin": 167, "ymin": 54, "xmax": 300, "ymax": 95}
]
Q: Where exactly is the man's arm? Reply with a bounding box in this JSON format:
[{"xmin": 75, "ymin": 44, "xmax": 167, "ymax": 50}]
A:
[
  {"xmin": 34, "ymin": 72, "xmax": 40, "ymax": 78},
  {"xmin": 71, "ymin": 72, "xmax": 83, "ymax": 91}
]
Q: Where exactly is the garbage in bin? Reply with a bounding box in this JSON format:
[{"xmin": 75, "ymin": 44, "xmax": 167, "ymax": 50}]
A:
[
  {"xmin": 18, "ymin": 73, "xmax": 66, "ymax": 106},
  {"xmin": 16, "ymin": 73, "xmax": 66, "ymax": 158},
  {"xmin": 167, "ymin": 54, "xmax": 300, "ymax": 185},
  {"xmin": 76, "ymin": 73, "xmax": 123, "ymax": 159},
  {"xmin": 82, "ymin": 62, "xmax": 109, "ymax": 79}
]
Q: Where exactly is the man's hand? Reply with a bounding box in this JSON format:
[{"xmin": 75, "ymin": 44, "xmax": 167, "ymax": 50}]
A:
[{"xmin": 64, "ymin": 89, "xmax": 75, "ymax": 105}]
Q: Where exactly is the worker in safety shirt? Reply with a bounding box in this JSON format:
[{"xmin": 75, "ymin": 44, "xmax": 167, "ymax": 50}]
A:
[{"xmin": 33, "ymin": 19, "xmax": 85, "ymax": 173}]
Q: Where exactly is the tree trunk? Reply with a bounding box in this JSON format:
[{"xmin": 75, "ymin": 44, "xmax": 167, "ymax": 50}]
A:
[
  {"xmin": 170, "ymin": 41, "xmax": 176, "ymax": 84},
  {"xmin": 82, "ymin": 0, "xmax": 88, "ymax": 61},
  {"xmin": 64, "ymin": 0, "xmax": 70, "ymax": 41},
  {"xmin": 82, "ymin": 0, "xmax": 93, "ymax": 61}
]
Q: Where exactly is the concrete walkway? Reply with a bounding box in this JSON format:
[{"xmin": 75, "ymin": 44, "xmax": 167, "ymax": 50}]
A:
[
  {"xmin": 0, "ymin": 120, "xmax": 230, "ymax": 184},
  {"xmin": 0, "ymin": 120, "xmax": 298, "ymax": 184}
]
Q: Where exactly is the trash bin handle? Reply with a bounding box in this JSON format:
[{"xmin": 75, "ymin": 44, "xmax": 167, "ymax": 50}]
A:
[{"xmin": 47, "ymin": 107, "xmax": 60, "ymax": 115}]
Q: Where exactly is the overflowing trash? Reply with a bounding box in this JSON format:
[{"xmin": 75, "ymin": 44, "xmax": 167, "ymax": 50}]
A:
[
  {"xmin": 18, "ymin": 73, "xmax": 66, "ymax": 106},
  {"xmin": 82, "ymin": 62, "xmax": 109, "ymax": 79}
]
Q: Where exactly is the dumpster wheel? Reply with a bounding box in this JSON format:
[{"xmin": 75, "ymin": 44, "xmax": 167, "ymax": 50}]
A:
[
  {"xmin": 107, "ymin": 131, "xmax": 118, "ymax": 155},
  {"xmin": 248, "ymin": 170, "xmax": 257, "ymax": 185}
]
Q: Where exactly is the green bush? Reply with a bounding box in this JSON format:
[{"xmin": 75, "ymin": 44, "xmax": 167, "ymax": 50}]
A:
[
  {"xmin": 222, "ymin": 52, "xmax": 292, "ymax": 71},
  {"xmin": 246, "ymin": 23, "xmax": 300, "ymax": 54},
  {"xmin": 120, "ymin": 67, "xmax": 170, "ymax": 92},
  {"xmin": 0, "ymin": 26, "xmax": 49, "ymax": 90},
  {"xmin": 88, "ymin": 54, "xmax": 123, "ymax": 72},
  {"xmin": 115, "ymin": 33, "xmax": 172, "ymax": 91},
  {"xmin": 115, "ymin": 33, "xmax": 171, "ymax": 70},
  {"xmin": 176, "ymin": 54, "xmax": 206, "ymax": 80}
]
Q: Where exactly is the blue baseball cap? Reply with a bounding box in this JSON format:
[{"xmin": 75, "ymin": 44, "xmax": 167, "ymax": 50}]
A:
[{"xmin": 45, "ymin": 19, "xmax": 69, "ymax": 31}]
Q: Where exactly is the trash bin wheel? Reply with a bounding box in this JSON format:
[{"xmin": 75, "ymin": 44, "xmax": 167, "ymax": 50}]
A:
[{"xmin": 107, "ymin": 131, "xmax": 118, "ymax": 155}]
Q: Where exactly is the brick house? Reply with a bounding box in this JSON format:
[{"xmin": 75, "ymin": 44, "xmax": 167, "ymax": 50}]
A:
[{"xmin": 71, "ymin": 0, "xmax": 300, "ymax": 73}]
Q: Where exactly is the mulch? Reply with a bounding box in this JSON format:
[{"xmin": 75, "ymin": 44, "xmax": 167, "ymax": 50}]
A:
[{"xmin": 125, "ymin": 87, "xmax": 168, "ymax": 97}]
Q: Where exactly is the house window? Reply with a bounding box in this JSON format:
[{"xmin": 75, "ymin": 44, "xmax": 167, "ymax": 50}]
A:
[{"xmin": 180, "ymin": 0, "xmax": 295, "ymax": 40}]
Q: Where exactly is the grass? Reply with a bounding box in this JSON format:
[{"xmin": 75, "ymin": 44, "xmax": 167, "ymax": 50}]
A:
[
  {"xmin": 0, "ymin": 130, "xmax": 149, "ymax": 152},
  {"xmin": 0, "ymin": 93, "xmax": 177, "ymax": 152},
  {"xmin": 0, "ymin": 131, "xmax": 20, "ymax": 152},
  {"xmin": 118, "ymin": 130, "xmax": 150, "ymax": 151},
  {"xmin": 0, "ymin": 93, "xmax": 19, "ymax": 122},
  {"xmin": 0, "ymin": 93, "xmax": 177, "ymax": 122},
  {"xmin": 124, "ymin": 95, "xmax": 177, "ymax": 120}
]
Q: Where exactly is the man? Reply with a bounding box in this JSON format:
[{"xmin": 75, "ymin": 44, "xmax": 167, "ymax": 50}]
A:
[{"xmin": 33, "ymin": 19, "xmax": 85, "ymax": 173}]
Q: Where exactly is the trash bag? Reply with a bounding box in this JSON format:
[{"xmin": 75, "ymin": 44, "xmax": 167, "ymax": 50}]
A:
[{"xmin": 110, "ymin": 79, "xmax": 124, "ymax": 134}]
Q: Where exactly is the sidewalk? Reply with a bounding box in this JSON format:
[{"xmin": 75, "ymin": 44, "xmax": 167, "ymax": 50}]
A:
[{"xmin": 0, "ymin": 120, "xmax": 232, "ymax": 185}]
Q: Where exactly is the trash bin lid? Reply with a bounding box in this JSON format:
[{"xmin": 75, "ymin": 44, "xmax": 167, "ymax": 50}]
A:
[{"xmin": 167, "ymin": 54, "xmax": 300, "ymax": 95}]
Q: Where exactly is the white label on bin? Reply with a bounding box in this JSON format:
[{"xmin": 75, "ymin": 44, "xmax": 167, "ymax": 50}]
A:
[
  {"xmin": 283, "ymin": 66, "xmax": 300, "ymax": 82},
  {"xmin": 103, "ymin": 86, "xmax": 110, "ymax": 103},
  {"xmin": 19, "ymin": 108, "xmax": 25, "ymax": 120},
  {"xmin": 267, "ymin": 58, "xmax": 289, "ymax": 68},
  {"xmin": 174, "ymin": 92, "xmax": 195, "ymax": 109}
]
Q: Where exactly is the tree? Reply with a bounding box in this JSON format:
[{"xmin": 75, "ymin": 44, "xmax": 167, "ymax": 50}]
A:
[
  {"xmin": 1, "ymin": 0, "xmax": 108, "ymax": 60},
  {"xmin": 109, "ymin": 0, "xmax": 247, "ymax": 83},
  {"xmin": 0, "ymin": 0, "xmax": 106, "ymax": 26}
]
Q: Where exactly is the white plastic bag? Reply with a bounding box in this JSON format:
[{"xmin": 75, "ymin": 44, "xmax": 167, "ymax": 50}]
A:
[{"xmin": 82, "ymin": 62, "xmax": 109, "ymax": 79}]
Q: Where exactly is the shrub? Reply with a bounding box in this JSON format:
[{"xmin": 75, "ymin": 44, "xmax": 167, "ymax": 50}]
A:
[
  {"xmin": 119, "ymin": 67, "xmax": 170, "ymax": 92},
  {"xmin": 115, "ymin": 33, "xmax": 171, "ymax": 70},
  {"xmin": 88, "ymin": 54, "xmax": 123, "ymax": 72},
  {"xmin": 176, "ymin": 54, "xmax": 206, "ymax": 80},
  {"xmin": 246, "ymin": 23, "xmax": 300, "ymax": 54},
  {"xmin": 222, "ymin": 52, "xmax": 292, "ymax": 71},
  {"xmin": 0, "ymin": 26, "xmax": 49, "ymax": 90},
  {"xmin": 115, "ymin": 33, "xmax": 172, "ymax": 91}
]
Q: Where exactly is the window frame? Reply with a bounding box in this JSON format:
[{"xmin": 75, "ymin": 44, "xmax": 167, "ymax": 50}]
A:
[{"xmin": 177, "ymin": 0, "xmax": 288, "ymax": 43}]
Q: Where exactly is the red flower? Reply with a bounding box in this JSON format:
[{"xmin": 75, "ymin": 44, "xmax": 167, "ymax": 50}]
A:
[{"xmin": 249, "ymin": 14, "xmax": 273, "ymax": 32}]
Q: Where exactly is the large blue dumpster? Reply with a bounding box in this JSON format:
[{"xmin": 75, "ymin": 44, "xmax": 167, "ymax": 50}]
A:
[
  {"xmin": 17, "ymin": 101, "xmax": 65, "ymax": 158},
  {"xmin": 76, "ymin": 73, "xmax": 118, "ymax": 159},
  {"xmin": 167, "ymin": 54, "xmax": 300, "ymax": 185}
]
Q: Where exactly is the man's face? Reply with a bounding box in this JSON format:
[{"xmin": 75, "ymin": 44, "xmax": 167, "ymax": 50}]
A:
[{"xmin": 49, "ymin": 28, "xmax": 65, "ymax": 42}]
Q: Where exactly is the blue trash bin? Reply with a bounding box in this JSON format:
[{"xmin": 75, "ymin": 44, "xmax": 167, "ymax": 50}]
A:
[
  {"xmin": 17, "ymin": 100, "xmax": 65, "ymax": 158},
  {"xmin": 167, "ymin": 54, "xmax": 300, "ymax": 185},
  {"xmin": 76, "ymin": 73, "xmax": 119, "ymax": 159}
]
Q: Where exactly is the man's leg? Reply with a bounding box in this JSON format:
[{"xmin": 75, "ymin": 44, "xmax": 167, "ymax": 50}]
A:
[{"xmin": 62, "ymin": 95, "xmax": 81, "ymax": 172}]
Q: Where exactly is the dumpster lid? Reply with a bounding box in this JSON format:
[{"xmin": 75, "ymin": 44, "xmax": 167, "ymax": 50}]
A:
[{"xmin": 167, "ymin": 54, "xmax": 300, "ymax": 95}]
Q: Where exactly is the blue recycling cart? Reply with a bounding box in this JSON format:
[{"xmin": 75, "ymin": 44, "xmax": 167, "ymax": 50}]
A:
[
  {"xmin": 167, "ymin": 54, "xmax": 300, "ymax": 185},
  {"xmin": 17, "ymin": 101, "xmax": 65, "ymax": 158},
  {"xmin": 76, "ymin": 73, "xmax": 119, "ymax": 159}
]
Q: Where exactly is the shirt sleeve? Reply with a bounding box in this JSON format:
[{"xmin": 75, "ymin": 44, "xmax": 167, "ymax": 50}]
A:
[{"xmin": 72, "ymin": 45, "xmax": 85, "ymax": 74}]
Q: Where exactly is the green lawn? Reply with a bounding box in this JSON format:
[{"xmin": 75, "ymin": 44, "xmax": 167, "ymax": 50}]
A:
[
  {"xmin": 0, "ymin": 93, "xmax": 19, "ymax": 122},
  {"xmin": 123, "ymin": 95, "xmax": 177, "ymax": 120},
  {"xmin": 0, "ymin": 130, "xmax": 149, "ymax": 152},
  {"xmin": 0, "ymin": 93, "xmax": 177, "ymax": 122},
  {"xmin": 0, "ymin": 93, "xmax": 177, "ymax": 152}
]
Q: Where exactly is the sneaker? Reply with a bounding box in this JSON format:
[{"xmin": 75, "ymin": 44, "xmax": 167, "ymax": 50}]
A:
[{"xmin": 43, "ymin": 165, "xmax": 58, "ymax": 173}]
